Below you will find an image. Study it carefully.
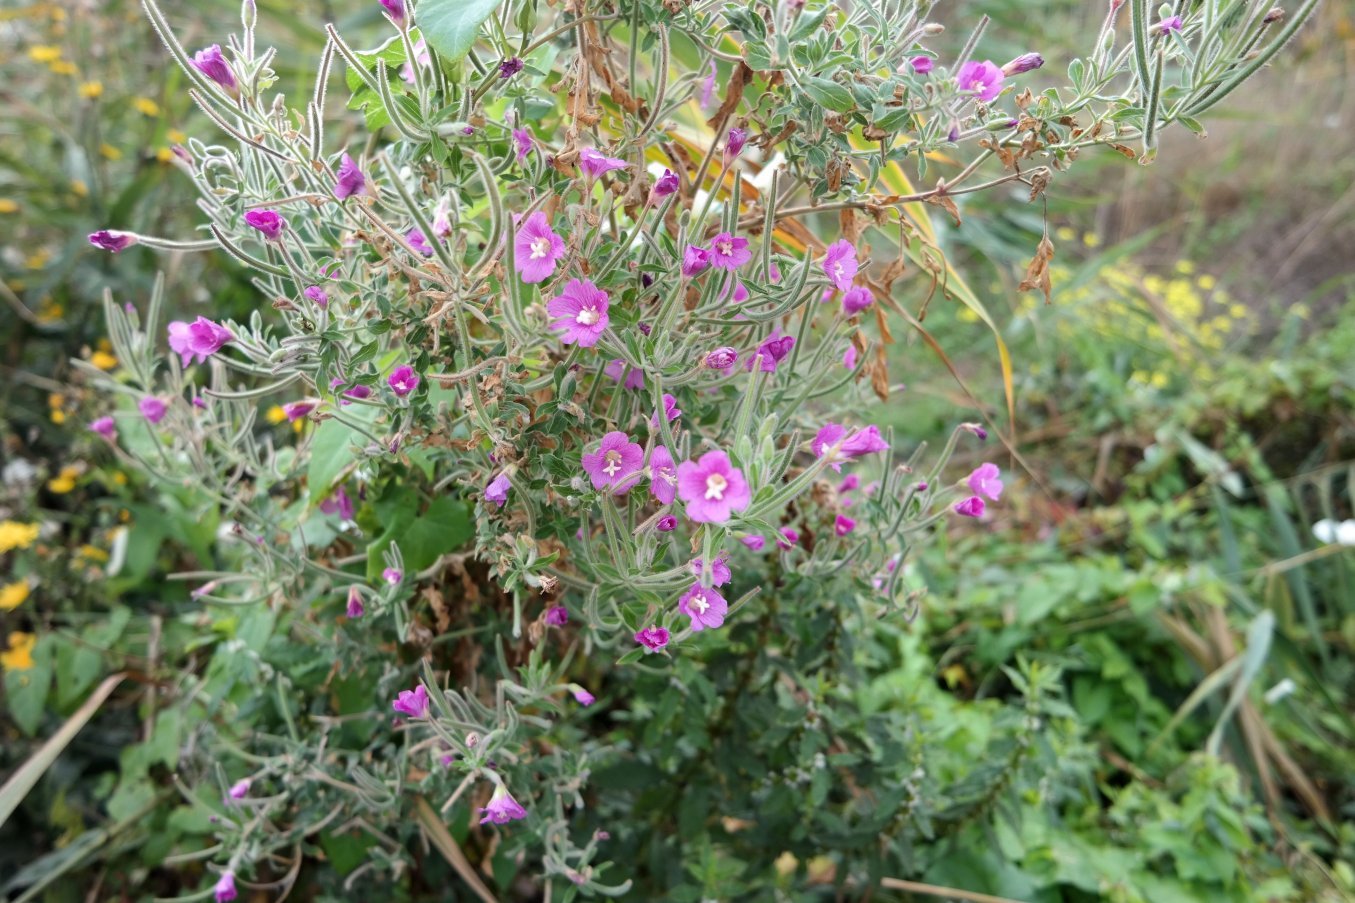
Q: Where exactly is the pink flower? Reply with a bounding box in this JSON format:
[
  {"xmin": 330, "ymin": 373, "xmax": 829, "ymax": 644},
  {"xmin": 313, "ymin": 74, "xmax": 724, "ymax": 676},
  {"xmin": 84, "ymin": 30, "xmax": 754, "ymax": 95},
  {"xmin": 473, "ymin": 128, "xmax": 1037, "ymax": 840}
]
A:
[
  {"xmin": 678, "ymin": 583, "xmax": 728, "ymax": 631},
  {"xmin": 383, "ymin": 567, "xmax": 403, "ymax": 585},
  {"xmin": 330, "ymin": 378, "xmax": 372, "ymax": 404},
  {"xmin": 304, "ymin": 285, "xmax": 329, "ymax": 307},
  {"xmin": 407, "ymin": 228, "xmax": 434, "ymax": 256},
  {"xmin": 167, "ymin": 316, "xmax": 233, "ymax": 367},
  {"xmin": 1001, "ymin": 53, "xmax": 1044, "ymax": 76},
  {"xmin": 656, "ymin": 515, "xmax": 678, "ymax": 532},
  {"xmin": 581, "ymin": 431, "xmax": 644, "ymax": 493},
  {"xmin": 745, "ymin": 333, "xmax": 795, "ymax": 372},
  {"xmin": 334, "ymin": 153, "xmax": 369, "ymax": 199},
  {"xmin": 379, "ymin": 0, "xmax": 405, "ymax": 22},
  {"xmin": 705, "ymin": 347, "xmax": 738, "ymax": 370},
  {"xmin": 910, "ymin": 56, "xmax": 934, "ymax": 75},
  {"xmin": 726, "ymin": 127, "xmax": 747, "ymax": 159},
  {"xmin": 485, "ymin": 472, "xmax": 511, "ymax": 507},
  {"xmin": 547, "ymin": 279, "xmax": 610, "ymax": 347},
  {"xmin": 690, "ymin": 552, "xmax": 732, "ymax": 586},
  {"xmin": 814, "ymin": 423, "xmax": 889, "ymax": 471},
  {"xmin": 1156, "ymin": 15, "xmax": 1184, "ymax": 33},
  {"xmin": 676, "ymin": 450, "xmax": 751, "ymax": 523},
  {"xmin": 708, "ymin": 232, "xmax": 752, "ymax": 270},
  {"xmin": 388, "ymin": 365, "xmax": 420, "ymax": 396},
  {"xmin": 842, "ymin": 425, "xmax": 889, "ymax": 457},
  {"xmin": 346, "ymin": 586, "xmax": 365, "ymax": 618},
  {"xmin": 822, "ymin": 240, "xmax": 858, "ymax": 291},
  {"xmin": 320, "ymin": 487, "xmax": 354, "ymax": 520},
  {"xmin": 776, "ymin": 528, "xmax": 799, "ymax": 550},
  {"xmin": 227, "ymin": 778, "xmax": 251, "ymax": 801},
  {"xmin": 834, "ymin": 515, "xmax": 856, "ymax": 537},
  {"xmin": 957, "ymin": 60, "xmax": 1005, "ymax": 102},
  {"xmin": 578, "ymin": 147, "xmax": 627, "ymax": 179},
  {"xmin": 400, "ymin": 37, "xmax": 429, "ymax": 84},
  {"xmin": 392, "ymin": 685, "xmax": 429, "ymax": 719},
  {"xmin": 652, "ymin": 168, "xmax": 680, "ymax": 199},
  {"xmin": 571, "ymin": 685, "xmax": 595, "ymax": 706},
  {"xmin": 649, "ymin": 446, "xmax": 679, "ymax": 505},
  {"xmin": 214, "ymin": 872, "xmax": 237, "ymax": 903},
  {"xmin": 499, "ymin": 57, "xmax": 524, "ymax": 78},
  {"xmin": 88, "ymin": 229, "xmax": 138, "ymax": 253},
  {"xmin": 244, "ymin": 209, "xmax": 285, "ymax": 240},
  {"xmin": 842, "ymin": 286, "xmax": 874, "ymax": 315},
  {"xmin": 513, "ymin": 212, "xmax": 566, "ymax": 284},
  {"xmin": 651, "ymin": 393, "xmax": 681, "ymax": 427},
  {"xmin": 966, "ymin": 462, "xmax": 1003, "ymax": 500},
  {"xmin": 545, "ymin": 606, "xmax": 568, "ymax": 626},
  {"xmin": 839, "ymin": 474, "xmax": 860, "ymax": 492},
  {"xmin": 700, "ymin": 60, "xmax": 717, "ymax": 107},
  {"xmin": 727, "ymin": 281, "xmax": 749, "ymax": 305},
  {"xmin": 604, "ymin": 359, "xmax": 644, "ymax": 389},
  {"xmin": 139, "ymin": 397, "xmax": 167, "ymax": 424},
  {"xmin": 513, "ymin": 129, "xmax": 533, "ymax": 163},
  {"xmin": 636, "ymin": 625, "xmax": 670, "ymax": 650},
  {"xmin": 478, "ymin": 784, "xmax": 528, "ymax": 825},
  {"xmin": 954, "ymin": 496, "xmax": 986, "ymax": 518},
  {"xmin": 88, "ymin": 416, "xmax": 116, "ymax": 438},
  {"xmin": 741, "ymin": 535, "xmax": 765, "ymax": 551},
  {"xmin": 843, "ymin": 345, "xmax": 858, "ymax": 369},
  {"xmin": 281, "ymin": 401, "xmax": 314, "ymax": 422},
  {"xmin": 191, "ymin": 44, "xmax": 236, "ymax": 91},
  {"xmin": 681, "ymin": 245, "xmax": 710, "ymax": 277}
]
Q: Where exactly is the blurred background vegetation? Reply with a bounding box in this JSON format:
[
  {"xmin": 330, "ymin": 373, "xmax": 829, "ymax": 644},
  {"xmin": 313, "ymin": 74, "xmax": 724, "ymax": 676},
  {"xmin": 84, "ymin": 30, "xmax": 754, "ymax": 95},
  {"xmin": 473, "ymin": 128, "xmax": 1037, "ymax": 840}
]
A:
[{"xmin": 1, "ymin": 0, "xmax": 1353, "ymax": 899}]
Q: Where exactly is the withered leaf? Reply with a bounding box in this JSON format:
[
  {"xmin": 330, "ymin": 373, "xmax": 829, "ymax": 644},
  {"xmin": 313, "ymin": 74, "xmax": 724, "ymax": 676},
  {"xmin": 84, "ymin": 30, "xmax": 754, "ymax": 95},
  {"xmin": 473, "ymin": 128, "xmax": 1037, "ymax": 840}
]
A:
[
  {"xmin": 706, "ymin": 62, "xmax": 753, "ymax": 129},
  {"xmin": 1018, "ymin": 234, "xmax": 1056, "ymax": 305},
  {"xmin": 925, "ymin": 193, "xmax": 961, "ymax": 227}
]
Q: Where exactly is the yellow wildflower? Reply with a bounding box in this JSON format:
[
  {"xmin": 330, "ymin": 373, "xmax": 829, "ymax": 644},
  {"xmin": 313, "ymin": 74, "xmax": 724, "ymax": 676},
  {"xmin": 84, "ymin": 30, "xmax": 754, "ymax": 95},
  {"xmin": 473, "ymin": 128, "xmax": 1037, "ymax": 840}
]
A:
[
  {"xmin": 265, "ymin": 405, "xmax": 288, "ymax": 425},
  {"xmin": 90, "ymin": 350, "xmax": 118, "ymax": 370},
  {"xmin": 47, "ymin": 465, "xmax": 80, "ymax": 494},
  {"xmin": 49, "ymin": 60, "xmax": 77, "ymax": 75},
  {"xmin": 0, "ymin": 199, "xmax": 18, "ymax": 214},
  {"xmin": 37, "ymin": 299, "xmax": 64, "ymax": 323},
  {"xmin": 0, "ymin": 580, "xmax": 29, "ymax": 611},
  {"xmin": 70, "ymin": 179, "xmax": 88, "ymax": 197},
  {"xmin": 1174, "ymin": 259, "xmax": 1195, "ymax": 275},
  {"xmin": 78, "ymin": 545, "xmax": 109, "ymax": 562},
  {"xmin": 112, "ymin": 472, "xmax": 128, "ymax": 486},
  {"xmin": 133, "ymin": 96, "xmax": 160, "ymax": 117},
  {"xmin": 28, "ymin": 45, "xmax": 62, "ymax": 63},
  {"xmin": 1197, "ymin": 274, "xmax": 1216, "ymax": 290},
  {"xmin": 99, "ymin": 143, "xmax": 122, "ymax": 161},
  {"xmin": 0, "ymin": 521, "xmax": 41, "ymax": 553},
  {"xmin": 1055, "ymin": 226, "xmax": 1077, "ymax": 242},
  {"xmin": 1, "ymin": 633, "xmax": 37, "ymax": 672},
  {"xmin": 155, "ymin": 147, "xmax": 173, "ymax": 163},
  {"xmin": 1082, "ymin": 233, "xmax": 1101, "ymax": 248},
  {"xmin": 1229, "ymin": 304, "xmax": 1248, "ymax": 319},
  {"xmin": 80, "ymin": 80, "xmax": 104, "ymax": 99},
  {"xmin": 167, "ymin": 128, "xmax": 187, "ymax": 143},
  {"xmin": 25, "ymin": 250, "xmax": 49, "ymax": 270}
]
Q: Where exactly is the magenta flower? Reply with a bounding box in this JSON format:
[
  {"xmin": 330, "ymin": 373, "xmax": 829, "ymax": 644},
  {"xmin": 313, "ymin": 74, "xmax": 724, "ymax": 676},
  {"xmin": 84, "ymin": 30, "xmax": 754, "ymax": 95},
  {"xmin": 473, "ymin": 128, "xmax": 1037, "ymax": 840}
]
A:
[
  {"xmin": 582, "ymin": 431, "xmax": 643, "ymax": 493},
  {"xmin": 388, "ymin": 365, "xmax": 420, "ymax": 397},
  {"xmin": 407, "ymin": 228, "xmax": 434, "ymax": 256},
  {"xmin": 842, "ymin": 425, "xmax": 889, "ymax": 457},
  {"xmin": 244, "ymin": 209, "xmax": 285, "ymax": 240},
  {"xmin": 635, "ymin": 625, "xmax": 670, "ymax": 651},
  {"xmin": 545, "ymin": 606, "xmax": 568, "ymax": 626},
  {"xmin": 478, "ymin": 784, "xmax": 528, "ymax": 825},
  {"xmin": 334, "ymin": 153, "xmax": 369, "ymax": 200},
  {"xmin": 726, "ymin": 127, "xmax": 747, "ymax": 159},
  {"xmin": 379, "ymin": 0, "xmax": 405, "ymax": 22},
  {"xmin": 957, "ymin": 60, "xmax": 1005, "ymax": 102},
  {"xmin": 700, "ymin": 60, "xmax": 717, "ymax": 107},
  {"xmin": 1156, "ymin": 15, "xmax": 1184, "ymax": 33},
  {"xmin": 383, "ymin": 567, "xmax": 403, "ymax": 585},
  {"xmin": 708, "ymin": 232, "xmax": 752, "ymax": 270},
  {"xmin": 745, "ymin": 333, "xmax": 795, "ymax": 372},
  {"xmin": 690, "ymin": 552, "xmax": 732, "ymax": 586},
  {"xmin": 167, "ymin": 316, "xmax": 233, "ymax": 368},
  {"xmin": 676, "ymin": 450, "xmax": 751, "ymax": 523},
  {"xmin": 910, "ymin": 56, "xmax": 934, "ymax": 75},
  {"xmin": 214, "ymin": 872, "xmax": 237, "ymax": 903},
  {"xmin": 955, "ymin": 496, "xmax": 985, "ymax": 517},
  {"xmin": 571, "ymin": 685, "xmax": 595, "ymax": 706},
  {"xmin": 346, "ymin": 586, "xmax": 365, "ymax": 618},
  {"xmin": 578, "ymin": 147, "xmax": 627, "ymax": 179},
  {"xmin": 649, "ymin": 445, "xmax": 679, "ymax": 505},
  {"xmin": 604, "ymin": 359, "xmax": 645, "ymax": 390},
  {"xmin": 303, "ymin": 285, "xmax": 329, "ymax": 307},
  {"xmin": 727, "ymin": 281, "xmax": 750, "ymax": 305},
  {"xmin": 834, "ymin": 515, "xmax": 856, "ymax": 537},
  {"xmin": 678, "ymin": 583, "xmax": 728, "ymax": 631},
  {"xmin": 485, "ymin": 472, "xmax": 511, "ymax": 507},
  {"xmin": 547, "ymin": 279, "xmax": 610, "ymax": 347},
  {"xmin": 514, "ymin": 212, "xmax": 566, "ymax": 284},
  {"xmin": 139, "ymin": 397, "xmax": 167, "ymax": 424},
  {"xmin": 651, "ymin": 393, "xmax": 681, "ymax": 427},
  {"xmin": 227, "ymin": 778, "xmax": 251, "ymax": 801},
  {"xmin": 705, "ymin": 347, "xmax": 738, "ymax": 370},
  {"xmin": 320, "ymin": 486, "xmax": 354, "ymax": 520},
  {"xmin": 88, "ymin": 229, "xmax": 137, "ymax": 253},
  {"xmin": 652, "ymin": 168, "xmax": 680, "ymax": 199},
  {"xmin": 281, "ymin": 401, "xmax": 313, "ymax": 422},
  {"xmin": 513, "ymin": 128, "xmax": 533, "ymax": 163},
  {"xmin": 400, "ymin": 37, "xmax": 429, "ymax": 84},
  {"xmin": 191, "ymin": 44, "xmax": 236, "ymax": 90},
  {"xmin": 499, "ymin": 57, "xmax": 524, "ymax": 78},
  {"xmin": 681, "ymin": 245, "xmax": 710, "ymax": 277},
  {"xmin": 842, "ymin": 286, "xmax": 874, "ymax": 315},
  {"xmin": 843, "ymin": 345, "xmax": 858, "ymax": 369},
  {"xmin": 823, "ymin": 240, "xmax": 858, "ymax": 291},
  {"xmin": 741, "ymin": 535, "xmax": 765, "ymax": 551},
  {"xmin": 776, "ymin": 528, "xmax": 799, "ymax": 550},
  {"xmin": 656, "ymin": 515, "xmax": 678, "ymax": 532},
  {"xmin": 89, "ymin": 416, "xmax": 116, "ymax": 439},
  {"xmin": 392, "ymin": 685, "xmax": 429, "ymax": 719},
  {"xmin": 814, "ymin": 423, "xmax": 889, "ymax": 471},
  {"xmin": 1001, "ymin": 53, "xmax": 1045, "ymax": 76},
  {"xmin": 966, "ymin": 462, "xmax": 1004, "ymax": 500},
  {"xmin": 330, "ymin": 378, "xmax": 372, "ymax": 404}
]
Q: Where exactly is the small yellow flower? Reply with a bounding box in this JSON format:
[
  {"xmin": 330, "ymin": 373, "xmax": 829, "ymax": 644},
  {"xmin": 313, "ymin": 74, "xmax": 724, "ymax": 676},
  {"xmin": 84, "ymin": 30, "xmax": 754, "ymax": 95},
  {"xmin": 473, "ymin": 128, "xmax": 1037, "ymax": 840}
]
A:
[
  {"xmin": 1, "ymin": 632, "xmax": 37, "ymax": 672},
  {"xmin": 1197, "ymin": 274, "xmax": 1217, "ymax": 290},
  {"xmin": 1174, "ymin": 259, "xmax": 1195, "ymax": 275},
  {"xmin": 49, "ymin": 60, "xmax": 77, "ymax": 75},
  {"xmin": 1229, "ymin": 304, "xmax": 1248, "ymax": 319},
  {"xmin": 90, "ymin": 350, "xmax": 118, "ymax": 370},
  {"xmin": 99, "ymin": 143, "xmax": 122, "ymax": 161},
  {"xmin": 25, "ymin": 250, "xmax": 49, "ymax": 270},
  {"xmin": 28, "ymin": 45, "xmax": 62, "ymax": 63},
  {"xmin": 1055, "ymin": 226, "xmax": 1077, "ymax": 242},
  {"xmin": 0, "ymin": 580, "xmax": 30, "ymax": 611},
  {"xmin": 37, "ymin": 299, "xmax": 64, "ymax": 324},
  {"xmin": 1082, "ymin": 233, "xmax": 1101, "ymax": 248},
  {"xmin": 47, "ymin": 465, "xmax": 80, "ymax": 494},
  {"xmin": 51, "ymin": 7, "xmax": 67, "ymax": 21},
  {"xmin": 265, "ymin": 405, "xmax": 288, "ymax": 425},
  {"xmin": 70, "ymin": 179, "xmax": 88, "ymax": 197},
  {"xmin": 167, "ymin": 128, "xmax": 187, "ymax": 143},
  {"xmin": 155, "ymin": 147, "xmax": 174, "ymax": 163},
  {"xmin": 51, "ymin": 409, "xmax": 66, "ymax": 424},
  {"xmin": 78, "ymin": 544, "xmax": 109, "ymax": 562},
  {"xmin": 112, "ymin": 472, "xmax": 128, "ymax": 486},
  {"xmin": 0, "ymin": 199, "xmax": 18, "ymax": 214},
  {"xmin": 0, "ymin": 521, "xmax": 41, "ymax": 553},
  {"xmin": 79, "ymin": 80, "xmax": 104, "ymax": 99},
  {"xmin": 133, "ymin": 96, "xmax": 161, "ymax": 117}
]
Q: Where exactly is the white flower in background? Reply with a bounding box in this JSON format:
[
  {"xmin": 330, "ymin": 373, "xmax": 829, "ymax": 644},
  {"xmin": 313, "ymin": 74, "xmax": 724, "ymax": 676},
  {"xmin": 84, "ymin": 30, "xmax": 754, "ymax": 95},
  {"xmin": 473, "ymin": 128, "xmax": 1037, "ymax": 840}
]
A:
[{"xmin": 1311, "ymin": 519, "xmax": 1355, "ymax": 546}]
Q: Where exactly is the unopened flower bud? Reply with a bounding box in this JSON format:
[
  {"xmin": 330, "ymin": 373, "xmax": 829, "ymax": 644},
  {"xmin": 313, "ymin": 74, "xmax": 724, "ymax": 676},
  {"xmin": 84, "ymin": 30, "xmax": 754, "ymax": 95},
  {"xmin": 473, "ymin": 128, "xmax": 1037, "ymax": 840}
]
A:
[
  {"xmin": 705, "ymin": 347, "xmax": 738, "ymax": 370},
  {"xmin": 1263, "ymin": 7, "xmax": 1283, "ymax": 22},
  {"xmin": 1001, "ymin": 53, "xmax": 1044, "ymax": 76},
  {"xmin": 922, "ymin": 23, "xmax": 944, "ymax": 34}
]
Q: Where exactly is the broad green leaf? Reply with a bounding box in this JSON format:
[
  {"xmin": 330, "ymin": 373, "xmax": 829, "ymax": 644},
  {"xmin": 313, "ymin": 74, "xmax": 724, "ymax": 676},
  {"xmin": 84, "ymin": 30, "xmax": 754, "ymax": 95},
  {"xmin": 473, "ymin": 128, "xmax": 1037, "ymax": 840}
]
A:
[
  {"xmin": 420, "ymin": 0, "xmax": 504, "ymax": 63},
  {"xmin": 4, "ymin": 636, "xmax": 54, "ymax": 737},
  {"xmin": 308, "ymin": 404, "xmax": 382, "ymax": 498},
  {"xmin": 802, "ymin": 76, "xmax": 855, "ymax": 113}
]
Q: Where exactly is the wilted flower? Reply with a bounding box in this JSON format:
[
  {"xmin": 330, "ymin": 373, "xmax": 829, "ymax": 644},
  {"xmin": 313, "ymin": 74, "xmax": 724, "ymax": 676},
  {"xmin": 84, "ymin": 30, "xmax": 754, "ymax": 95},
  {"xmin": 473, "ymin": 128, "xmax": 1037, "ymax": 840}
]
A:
[
  {"xmin": 243, "ymin": 209, "xmax": 285, "ymax": 240},
  {"xmin": 708, "ymin": 232, "xmax": 752, "ymax": 270},
  {"xmin": 485, "ymin": 472, "xmax": 511, "ymax": 507},
  {"xmin": 842, "ymin": 286, "xmax": 874, "ymax": 315},
  {"xmin": 966, "ymin": 462, "xmax": 1004, "ymax": 500},
  {"xmin": 636, "ymin": 625, "xmax": 671, "ymax": 650},
  {"xmin": 956, "ymin": 60, "xmax": 1005, "ymax": 101},
  {"xmin": 320, "ymin": 487, "xmax": 354, "ymax": 520},
  {"xmin": 303, "ymin": 285, "xmax": 329, "ymax": 307},
  {"xmin": 745, "ymin": 333, "xmax": 795, "ymax": 372},
  {"xmin": 578, "ymin": 147, "xmax": 627, "ymax": 178},
  {"xmin": 89, "ymin": 416, "xmax": 116, "ymax": 439},
  {"xmin": 547, "ymin": 279, "xmax": 610, "ymax": 347},
  {"xmin": 705, "ymin": 347, "xmax": 738, "ymax": 370},
  {"xmin": 388, "ymin": 365, "xmax": 420, "ymax": 397},
  {"xmin": 499, "ymin": 57, "xmax": 524, "ymax": 78},
  {"xmin": 513, "ymin": 129, "xmax": 533, "ymax": 163},
  {"xmin": 652, "ymin": 168, "xmax": 680, "ymax": 199},
  {"xmin": 582, "ymin": 432, "xmax": 644, "ymax": 493},
  {"xmin": 954, "ymin": 496, "xmax": 986, "ymax": 518},
  {"xmin": 479, "ymin": 784, "xmax": 528, "ymax": 825},
  {"xmin": 651, "ymin": 393, "xmax": 681, "ymax": 426},
  {"xmin": 88, "ymin": 229, "xmax": 137, "ymax": 253},
  {"xmin": 545, "ymin": 606, "xmax": 568, "ymax": 626},
  {"xmin": 138, "ymin": 397, "xmax": 167, "ymax": 424},
  {"xmin": 726, "ymin": 126, "xmax": 747, "ymax": 159},
  {"xmin": 1001, "ymin": 53, "xmax": 1044, "ymax": 75},
  {"xmin": 214, "ymin": 872, "xmax": 237, "ymax": 903},
  {"xmin": 513, "ymin": 212, "xmax": 566, "ymax": 284},
  {"xmin": 678, "ymin": 583, "xmax": 728, "ymax": 631},
  {"xmin": 656, "ymin": 515, "xmax": 678, "ymax": 532},
  {"xmin": 649, "ymin": 446, "xmax": 679, "ymax": 505},
  {"xmin": 681, "ymin": 245, "xmax": 710, "ymax": 277},
  {"xmin": 1156, "ymin": 15, "xmax": 1184, "ymax": 33},
  {"xmin": 392, "ymin": 685, "xmax": 429, "ymax": 719},
  {"xmin": 191, "ymin": 44, "xmax": 236, "ymax": 90},
  {"xmin": 346, "ymin": 585, "xmax": 365, "ymax": 618},
  {"xmin": 334, "ymin": 153, "xmax": 369, "ymax": 200},
  {"xmin": 167, "ymin": 317, "xmax": 233, "ymax": 367},
  {"xmin": 676, "ymin": 450, "xmax": 751, "ymax": 523}
]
